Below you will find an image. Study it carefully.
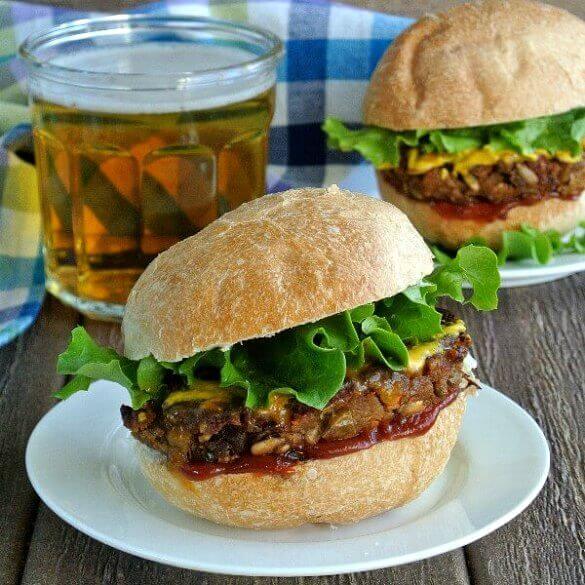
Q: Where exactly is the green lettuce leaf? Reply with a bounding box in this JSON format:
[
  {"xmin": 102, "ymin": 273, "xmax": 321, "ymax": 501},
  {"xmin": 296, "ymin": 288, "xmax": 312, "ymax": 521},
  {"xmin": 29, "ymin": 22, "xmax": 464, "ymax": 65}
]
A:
[
  {"xmin": 54, "ymin": 245, "xmax": 500, "ymax": 411},
  {"xmin": 323, "ymin": 117, "xmax": 419, "ymax": 167},
  {"xmin": 429, "ymin": 245, "xmax": 500, "ymax": 310},
  {"xmin": 377, "ymin": 283, "xmax": 443, "ymax": 343},
  {"xmin": 165, "ymin": 349, "xmax": 226, "ymax": 386},
  {"xmin": 428, "ymin": 128, "xmax": 484, "ymax": 153},
  {"xmin": 220, "ymin": 313, "xmax": 358, "ymax": 410},
  {"xmin": 323, "ymin": 108, "xmax": 585, "ymax": 168},
  {"xmin": 54, "ymin": 374, "xmax": 93, "ymax": 400},
  {"xmin": 136, "ymin": 356, "xmax": 166, "ymax": 395},
  {"xmin": 359, "ymin": 316, "xmax": 409, "ymax": 369},
  {"xmin": 349, "ymin": 303, "xmax": 376, "ymax": 322},
  {"xmin": 498, "ymin": 223, "xmax": 585, "ymax": 265},
  {"xmin": 560, "ymin": 224, "xmax": 585, "ymax": 255},
  {"xmin": 55, "ymin": 326, "xmax": 151, "ymax": 409},
  {"xmin": 433, "ymin": 223, "xmax": 585, "ymax": 266},
  {"xmin": 54, "ymin": 312, "xmax": 409, "ymax": 411}
]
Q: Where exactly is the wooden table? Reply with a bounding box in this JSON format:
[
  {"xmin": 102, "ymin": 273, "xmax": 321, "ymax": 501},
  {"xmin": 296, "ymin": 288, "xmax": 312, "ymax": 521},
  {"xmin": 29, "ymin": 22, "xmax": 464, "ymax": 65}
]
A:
[
  {"xmin": 2, "ymin": 1, "xmax": 585, "ymax": 583},
  {"xmin": 2, "ymin": 273, "xmax": 584, "ymax": 585}
]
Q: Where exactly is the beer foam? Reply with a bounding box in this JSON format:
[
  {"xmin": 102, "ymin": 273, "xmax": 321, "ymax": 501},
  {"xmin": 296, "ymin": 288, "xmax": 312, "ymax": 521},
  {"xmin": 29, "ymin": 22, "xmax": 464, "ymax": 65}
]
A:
[{"xmin": 32, "ymin": 43, "xmax": 275, "ymax": 113}]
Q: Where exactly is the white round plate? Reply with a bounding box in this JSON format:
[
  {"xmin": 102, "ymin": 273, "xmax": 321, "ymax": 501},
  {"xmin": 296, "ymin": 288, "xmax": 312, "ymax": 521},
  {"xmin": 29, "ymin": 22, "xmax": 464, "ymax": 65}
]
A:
[
  {"xmin": 496, "ymin": 254, "xmax": 585, "ymax": 287},
  {"xmin": 26, "ymin": 382, "xmax": 549, "ymax": 577},
  {"xmin": 337, "ymin": 165, "xmax": 585, "ymax": 288}
]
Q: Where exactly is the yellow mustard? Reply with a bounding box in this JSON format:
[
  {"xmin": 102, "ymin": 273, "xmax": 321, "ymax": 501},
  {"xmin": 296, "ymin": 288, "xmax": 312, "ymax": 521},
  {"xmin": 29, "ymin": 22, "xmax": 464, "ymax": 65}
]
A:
[
  {"xmin": 406, "ymin": 321, "xmax": 466, "ymax": 374},
  {"xmin": 405, "ymin": 147, "xmax": 580, "ymax": 177}
]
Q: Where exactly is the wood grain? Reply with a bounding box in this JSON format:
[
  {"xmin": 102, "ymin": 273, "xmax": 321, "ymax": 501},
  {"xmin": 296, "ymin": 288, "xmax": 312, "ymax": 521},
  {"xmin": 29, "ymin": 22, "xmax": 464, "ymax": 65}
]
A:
[
  {"xmin": 22, "ymin": 507, "xmax": 470, "ymax": 585},
  {"xmin": 9, "ymin": 278, "xmax": 585, "ymax": 585},
  {"xmin": 457, "ymin": 273, "xmax": 585, "ymax": 585},
  {"xmin": 5, "ymin": 2, "xmax": 585, "ymax": 583},
  {"xmin": 0, "ymin": 297, "xmax": 78, "ymax": 585},
  {"xmin": 18, "ymin": 317, "xmax": 470, "ymax": 585}
]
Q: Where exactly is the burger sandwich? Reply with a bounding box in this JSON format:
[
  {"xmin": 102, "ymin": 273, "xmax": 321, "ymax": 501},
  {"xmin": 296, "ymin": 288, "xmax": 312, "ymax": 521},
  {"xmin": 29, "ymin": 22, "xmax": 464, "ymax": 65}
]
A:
[
  {"xmin": 55, "ymin": 186, "xmax": 500, "ymax": 529},
  {"xmin": 324, "ymin": 0, "xmax": 585, "ymax": 251}
]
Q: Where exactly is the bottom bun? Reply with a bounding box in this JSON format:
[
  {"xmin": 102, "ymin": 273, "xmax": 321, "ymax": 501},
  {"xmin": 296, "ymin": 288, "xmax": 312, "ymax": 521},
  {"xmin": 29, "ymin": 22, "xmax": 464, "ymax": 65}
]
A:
[
  {"xmin": 377, "ymin": 173, "xmax": 585, "ymax": 250},
  {"xmin": 137, "ymin": 394, "xmax": 467, "ymax": 529}
]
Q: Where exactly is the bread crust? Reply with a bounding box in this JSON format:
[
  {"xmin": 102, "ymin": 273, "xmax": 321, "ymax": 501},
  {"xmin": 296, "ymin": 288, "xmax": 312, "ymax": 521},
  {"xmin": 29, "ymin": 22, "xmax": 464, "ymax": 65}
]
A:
[
  {"xmin": 138, "ymin": 394, "xmax": 467, "ymax": 529},
  {"xmin": 364, "ymin": 0, "xmax": 585, "ymax": 130},
  {"xmin": 122, "ymin": 186, "xmax": 433, "ymax": 361},
  {"xmin": 377, "ymin": 174, "xmax": 585, "ymax": 250}
]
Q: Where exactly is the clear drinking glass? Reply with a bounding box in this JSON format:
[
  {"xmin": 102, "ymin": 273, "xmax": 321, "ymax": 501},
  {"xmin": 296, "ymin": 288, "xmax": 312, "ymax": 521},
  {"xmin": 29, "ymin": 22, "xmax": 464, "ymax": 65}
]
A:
[{"xmin": 20, "ymin": 15, "xmax": 283, "ymax": 321}]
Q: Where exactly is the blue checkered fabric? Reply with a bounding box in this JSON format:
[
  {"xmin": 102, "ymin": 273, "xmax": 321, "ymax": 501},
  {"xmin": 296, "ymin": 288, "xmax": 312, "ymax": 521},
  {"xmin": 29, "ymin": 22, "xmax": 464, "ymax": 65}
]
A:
[{"xmin": 0, "ymin": 0, "xmax": 412, "ymax": 345}]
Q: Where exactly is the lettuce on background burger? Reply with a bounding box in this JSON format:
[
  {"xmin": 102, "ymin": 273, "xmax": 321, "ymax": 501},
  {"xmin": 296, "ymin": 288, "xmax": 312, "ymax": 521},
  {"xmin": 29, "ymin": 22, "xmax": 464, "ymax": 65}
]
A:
[
  {"xmin": 324, "ymin": 0, "xmax": 585, "ymax": 251},
  {"xmin": 55, "ymin": 186, "xmax": 500, "ymax": 529}
]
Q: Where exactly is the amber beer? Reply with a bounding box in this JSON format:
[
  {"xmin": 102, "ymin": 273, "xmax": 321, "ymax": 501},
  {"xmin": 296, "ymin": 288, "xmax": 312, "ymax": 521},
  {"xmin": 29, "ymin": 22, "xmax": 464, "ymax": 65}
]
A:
[
  {"xmin": 32, "ymin": 88, "xmax": 274, "ymax": 305},
  {"xmin": 22, "ymin": 16, "xmax": 282, "ymax": 319}
]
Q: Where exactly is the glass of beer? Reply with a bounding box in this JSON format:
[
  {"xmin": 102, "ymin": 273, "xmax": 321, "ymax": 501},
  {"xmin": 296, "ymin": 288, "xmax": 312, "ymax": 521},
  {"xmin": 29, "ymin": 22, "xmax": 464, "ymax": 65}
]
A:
[{"xmin": 20, "ymin": 15, "xmax": 282, "ymax": 320}]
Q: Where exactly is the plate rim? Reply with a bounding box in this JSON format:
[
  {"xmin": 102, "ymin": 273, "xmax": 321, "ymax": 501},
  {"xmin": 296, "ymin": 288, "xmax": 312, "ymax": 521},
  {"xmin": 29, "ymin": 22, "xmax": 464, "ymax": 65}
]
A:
[
  {"xmin": 25, "ymin": 384, "xmax": 550, "ymax": 577},
  {"xmin": 498, "ymin": 254, "xmax": 585, "ymax": 278}
]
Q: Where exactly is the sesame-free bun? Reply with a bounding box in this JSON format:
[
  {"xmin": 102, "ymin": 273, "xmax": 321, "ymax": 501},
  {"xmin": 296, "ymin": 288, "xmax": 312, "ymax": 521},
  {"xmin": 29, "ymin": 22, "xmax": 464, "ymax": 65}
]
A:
[
  {"xmin": 138, "ymin": 393, "xmax": 467, "ymax": 529},
  {"xmin": 377, "ymin": 175, "xmax": 585, "ymax": 250},
  {"xmin": 122, "ymin": 185, "xmax": 433, "ymax": 361},
  {"xmin": 364, "ymin": 0, "xmax": 585, "ymax": 131}
]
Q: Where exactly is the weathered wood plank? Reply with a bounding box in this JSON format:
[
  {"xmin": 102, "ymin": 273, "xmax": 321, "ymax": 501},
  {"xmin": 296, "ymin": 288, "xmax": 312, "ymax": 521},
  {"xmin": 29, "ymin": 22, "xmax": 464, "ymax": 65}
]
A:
[
  {"xmin": 0, "ymin": 297, "xmax": 78, "ymax": 585},
  {"xmin": 20, "ymin": 316, "xmax": 469, "ymax": 584},
  {"xmin": 23, "ymin": 502, "xmax": 470, "ymax": 585},
  {"xmin": 17, "ymin": 268, "xmax": 585, "ymax": 585},
  {"xmin": 456, "ymin": 273, "xmax": 585, "ymax": 585},
  {"xmin": 10, "ymin": 1, "xmax": 585, "ymax": 583},
  {"xmin": 19, "ymin": 276, "xmax": 585, "ymax": 585}
]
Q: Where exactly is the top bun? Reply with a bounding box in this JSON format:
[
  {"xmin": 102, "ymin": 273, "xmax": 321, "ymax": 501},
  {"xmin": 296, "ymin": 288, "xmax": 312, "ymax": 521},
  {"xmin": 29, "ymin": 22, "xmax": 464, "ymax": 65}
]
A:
[
  {"xmin": 364, "ymin": 0, "xmax": 585, "ymax": 131},
  {"xmin": 123, "ymin": 186, "xmax": 433, "ymax": 361}
]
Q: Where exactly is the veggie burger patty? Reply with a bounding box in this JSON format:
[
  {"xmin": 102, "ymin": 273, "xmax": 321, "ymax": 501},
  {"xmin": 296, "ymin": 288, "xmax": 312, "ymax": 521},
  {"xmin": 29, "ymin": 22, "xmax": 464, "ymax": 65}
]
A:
[{"xmin": 122, "ymin": 314, "xmax": 475, "ymax": 467}]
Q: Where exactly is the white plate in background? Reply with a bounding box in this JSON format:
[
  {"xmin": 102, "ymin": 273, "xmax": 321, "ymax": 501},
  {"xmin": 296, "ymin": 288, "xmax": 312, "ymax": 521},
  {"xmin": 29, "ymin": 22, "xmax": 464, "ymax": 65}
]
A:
[{"xmin": 496, "ymin": 254, "xmax": 585, "ymax": 287}]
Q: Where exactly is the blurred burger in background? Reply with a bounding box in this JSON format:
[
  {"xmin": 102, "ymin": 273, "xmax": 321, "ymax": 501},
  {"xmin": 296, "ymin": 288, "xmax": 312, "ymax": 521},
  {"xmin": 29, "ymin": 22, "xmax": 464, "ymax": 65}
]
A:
[{"xmin": 324, "ymin": 0, "xmax": 585, "ymax": 250}]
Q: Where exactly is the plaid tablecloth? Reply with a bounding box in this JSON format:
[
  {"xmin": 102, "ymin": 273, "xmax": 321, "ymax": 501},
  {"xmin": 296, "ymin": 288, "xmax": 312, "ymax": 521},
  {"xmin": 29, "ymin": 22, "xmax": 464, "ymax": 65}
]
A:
[{"xmin": 0, "ymin": 0, "xmax": 411, "ymax": 345}]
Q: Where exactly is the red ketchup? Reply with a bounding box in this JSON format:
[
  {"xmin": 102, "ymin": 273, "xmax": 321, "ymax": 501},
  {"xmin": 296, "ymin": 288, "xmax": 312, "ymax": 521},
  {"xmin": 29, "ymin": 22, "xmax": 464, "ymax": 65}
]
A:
[
  {"xmin": 429, "ymin": 195, "xmax": 579, "ymax": 223},
  {"xmin": 380, "ymin": 170, "xmax": 579, "ymax": 223},
  {"xmin": 179, "ymin": 391, "xmax": 460, "ymax": 481},
  {"xmin": 430, "ymin": 200, "xmax": 528, "ymax": 222}
]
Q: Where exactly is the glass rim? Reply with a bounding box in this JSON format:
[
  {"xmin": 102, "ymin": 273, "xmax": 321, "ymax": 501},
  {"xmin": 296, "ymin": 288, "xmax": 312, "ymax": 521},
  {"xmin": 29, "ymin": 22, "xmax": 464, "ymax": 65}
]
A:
[{"xmin": 18, "ymin": 14, "xmax": 284, "ymax": 91}]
